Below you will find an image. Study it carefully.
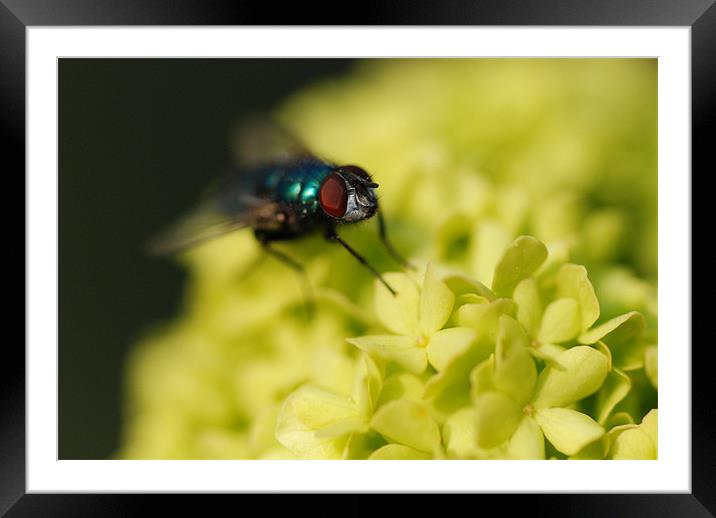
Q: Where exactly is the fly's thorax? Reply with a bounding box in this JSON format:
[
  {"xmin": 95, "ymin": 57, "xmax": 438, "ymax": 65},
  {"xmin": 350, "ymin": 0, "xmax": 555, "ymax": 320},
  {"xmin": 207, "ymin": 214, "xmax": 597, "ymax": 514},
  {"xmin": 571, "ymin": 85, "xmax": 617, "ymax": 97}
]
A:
[
  {"xmin": 268, "ymin": 162, "xmax": 331, "ymax": 204},
  {"xmin": 319, "ymin": 165, "xmax": 379, "ymax": 223}
]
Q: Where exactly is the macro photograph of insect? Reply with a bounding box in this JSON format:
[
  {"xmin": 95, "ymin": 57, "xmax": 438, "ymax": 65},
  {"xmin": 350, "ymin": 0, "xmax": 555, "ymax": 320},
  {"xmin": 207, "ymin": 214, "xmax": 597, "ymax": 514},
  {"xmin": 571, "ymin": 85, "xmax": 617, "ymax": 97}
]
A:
[
  {"xmin": 60, "ymin": 58, "xmax": 658, "ymax": 461},
  {"xmin": 148, "ymin": 119, "xmax": 411, "ymax": 302}
]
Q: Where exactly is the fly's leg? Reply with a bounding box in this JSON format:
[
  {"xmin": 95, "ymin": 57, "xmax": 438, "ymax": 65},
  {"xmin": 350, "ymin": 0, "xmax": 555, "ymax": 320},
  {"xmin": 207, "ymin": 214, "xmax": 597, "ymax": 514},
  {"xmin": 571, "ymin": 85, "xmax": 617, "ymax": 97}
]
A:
[
  {"xmin": 325, "ymin": 227, "xmax": 397, "ymax": 296},
  {"xmin": 259, "ymin": 240, "xmax": 315, "ymax": 318},
  {"xmin": 377, "ymin": 211, "xmax": 414, "ymax": 271},
  {"xmin": 235, "ymin": 253, "xmax": 268, "ymax": 283}
]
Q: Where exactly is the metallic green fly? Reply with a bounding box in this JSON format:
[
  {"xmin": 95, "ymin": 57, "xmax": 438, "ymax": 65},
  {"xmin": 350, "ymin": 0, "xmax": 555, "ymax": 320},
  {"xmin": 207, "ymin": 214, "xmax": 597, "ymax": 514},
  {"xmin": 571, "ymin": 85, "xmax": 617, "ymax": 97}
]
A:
[{"xmin": 149, "ymin": 120, "xmax": 410, "ymax": 297}]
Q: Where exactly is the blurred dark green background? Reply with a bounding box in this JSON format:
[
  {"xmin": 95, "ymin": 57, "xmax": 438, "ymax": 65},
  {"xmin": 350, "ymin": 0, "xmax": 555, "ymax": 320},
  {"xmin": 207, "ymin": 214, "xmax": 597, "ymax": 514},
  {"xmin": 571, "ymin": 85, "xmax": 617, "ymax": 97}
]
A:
[{"xmin": 58, "ymin": 59, "xmax": 356, "ymax": 459}]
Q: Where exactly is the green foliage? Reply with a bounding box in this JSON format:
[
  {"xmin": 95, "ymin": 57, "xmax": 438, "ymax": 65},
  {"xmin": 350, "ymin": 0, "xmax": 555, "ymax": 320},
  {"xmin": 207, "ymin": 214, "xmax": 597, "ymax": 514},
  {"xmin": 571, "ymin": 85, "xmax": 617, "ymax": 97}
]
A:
[{"xmin": 120, "ymin": 60, "xmax": 657, "ymax": 460}]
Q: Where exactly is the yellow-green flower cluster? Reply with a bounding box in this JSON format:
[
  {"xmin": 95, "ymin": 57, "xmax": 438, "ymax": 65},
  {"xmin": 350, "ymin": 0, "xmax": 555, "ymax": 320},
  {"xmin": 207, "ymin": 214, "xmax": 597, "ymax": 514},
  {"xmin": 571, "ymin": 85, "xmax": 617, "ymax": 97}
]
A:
[{"xmin": 120, "ymin": 59, "xmax": 657, "ymax": 460}]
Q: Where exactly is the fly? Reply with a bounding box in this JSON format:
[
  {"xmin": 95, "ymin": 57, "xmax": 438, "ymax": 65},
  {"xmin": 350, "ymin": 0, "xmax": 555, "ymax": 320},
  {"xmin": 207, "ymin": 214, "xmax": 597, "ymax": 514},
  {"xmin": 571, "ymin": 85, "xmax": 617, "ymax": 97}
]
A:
[{"xmin": 148, "ymin": 120, "xmax": 410, "ymax": 298}]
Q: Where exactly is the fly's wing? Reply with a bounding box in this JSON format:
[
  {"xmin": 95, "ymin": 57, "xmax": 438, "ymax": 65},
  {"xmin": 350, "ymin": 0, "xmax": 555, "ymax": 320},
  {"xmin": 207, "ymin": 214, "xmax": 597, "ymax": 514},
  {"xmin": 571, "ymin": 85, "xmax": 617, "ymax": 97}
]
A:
[
  {"xmin": 146, "ymin": 200, "xmax": 251, "ymax": 256},
  {"xmin": 150, "ymin": 119, "xmax": 321, "ymax": 256},
  {"xmin": 229, "ymin": 117, "xmax": 318, "ymax": 168},
  {"xmin": 147, "ymin": 185, "xmax": 292, "ymax": 256}
]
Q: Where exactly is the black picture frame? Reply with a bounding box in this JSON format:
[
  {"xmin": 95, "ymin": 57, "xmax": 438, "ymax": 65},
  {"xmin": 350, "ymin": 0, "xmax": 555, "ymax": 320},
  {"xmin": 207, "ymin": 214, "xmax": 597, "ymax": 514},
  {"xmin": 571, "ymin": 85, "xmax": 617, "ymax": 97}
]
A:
[{"xmin": 5, "ymin": 0, "xmax": 707, "ymax": 514}]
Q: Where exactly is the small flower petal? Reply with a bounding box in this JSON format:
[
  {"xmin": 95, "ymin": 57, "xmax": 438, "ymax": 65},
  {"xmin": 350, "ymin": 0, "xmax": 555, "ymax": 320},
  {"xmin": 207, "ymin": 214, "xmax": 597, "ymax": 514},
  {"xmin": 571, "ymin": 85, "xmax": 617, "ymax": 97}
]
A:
[
  {"xmin": 351, "ymin": 354, "xmax": 383, "ymax": 418},
  {"xmin": 443, "ymin": 407, "xmax": 479, "ymax": 459},
  {"xmin": 605, "ymin": 412, "xmax": 635, "ymax": 429},
  {"xmin": 594, "ymin": 368, "xmax": 632, "ymax": 425},
  {"xmin": 504, "ymin": 415, "xmax": 545, "ymax": 460},
  {"xmin": 592, "ymin": 341, "xmax": 613, "ymax": 371},
  {"xmin": 373, "ymin": 272, "xmax": 420, "ymax": 335},
  {"xmin": 581, "ymin": 311, "xmax": 648, "ymax": 374},
  {"xmin": 314, "ymin": 419, "xmax": 370, "ymax": 439},
  {"xmin": 469, "ymin": 355, "xmax": 496, "ymax": 400},
  {"xmin": 371, "ymin": 399, "xmax": 442, "ymax": 454},
  {"xmin": 283, "ymin": 385, "xmax": 361, "ymax": 429},
  {"xmin": 514, "ymin": 277, "xmax": 543, "ymax": 337},
  {"xmin": 443, "ymin": 273, "xmax": 496, "ymax": 301},
  {"xmin": 556, "ymin": 264, "xmax": 600, "ymax": 331},
  {"xmin": 473, "ymin": 391, "xmax": 522, "ymax": 449},
  {"xmin": 527, "ymin": 343, "xmax": 567, "ymax": 366},
  {"xmin": 532, "ymin": 346, "xmax": 609, "ymax": 408},
  {"xmin": 456, "ymin": 293, "xmax": 490, "ymax": 306},
  {"xmin": 644, "ymin": 346, "xmax": 658, "ymax": 388},
  {"xmin": 492, "ymin": 235, "xmax": 548, "ymax": 297},
  {"xmin": 376, "ymin": 373, "xmax": 425, "ymax": 407},
  {"xmin": 538, "ymin": 298, "xmax": 581, "ymax": 344},
  {"xmin": 494, "ymin": 315, "xmax": 537, "ymax": 406},
  {"xmin": 534, "ymin": 407, "xmax": 604, "ymax": 456},
  {"xmin": 609, "ymin": 411, "xmax": 657, "ymax": 460},
  {"xmin": 368, "ymin": 444, "xmax": 432, "ymax": 460},
  {"xmin": 425, "ymin": 343, "xmax": 494, "ymax": 421},
  {"xmin": 578, "ymin": 311, "xmax": 645, "ymax": 346},
  {"xmin": 641, "ymin": 409, "xmax": 658, "ymax": 447},
  {"xmin": 275, "ymin": 385, "xmax": 359, "ymax": 459},
  {"xmin": 458, "ymin": 298, "xmax": 517, "ymax": 340},
  {"xmin": 610, "ymin": 429, "xmax": 656, "ymax": 459},
  {"xmin": 569, "ymin": 435, "xmax": 609, "ymax": 460},
  {"xmin": 420, "ymin": 264, "xmax": 455, "ymax": 335},
  {"xmin": 426, "ymin": 327, "xmax": 476, "ymax": 372},
  {"xmin": 471, "ymin": 220, "xmax": 511, "ymax": 287},
  {"xmin": 347, "ymin": 335, "xmax": 427, "ymax": 374}
]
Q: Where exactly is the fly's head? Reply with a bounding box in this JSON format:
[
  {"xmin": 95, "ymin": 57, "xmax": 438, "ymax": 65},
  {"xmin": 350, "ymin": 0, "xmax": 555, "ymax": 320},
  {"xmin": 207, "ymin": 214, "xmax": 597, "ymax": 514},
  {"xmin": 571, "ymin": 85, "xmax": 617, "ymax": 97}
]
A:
[{"xmin": 319, "ymin": 165, "xmax": 378, "ymax": 223}]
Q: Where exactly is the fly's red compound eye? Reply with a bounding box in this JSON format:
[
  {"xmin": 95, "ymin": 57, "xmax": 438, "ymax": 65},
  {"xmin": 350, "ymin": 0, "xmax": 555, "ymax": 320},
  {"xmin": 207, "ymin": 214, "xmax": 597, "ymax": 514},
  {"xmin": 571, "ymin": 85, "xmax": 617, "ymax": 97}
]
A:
[{"xmin": 319, "ymin": 173, "xmax": 348, "ymax": 218}]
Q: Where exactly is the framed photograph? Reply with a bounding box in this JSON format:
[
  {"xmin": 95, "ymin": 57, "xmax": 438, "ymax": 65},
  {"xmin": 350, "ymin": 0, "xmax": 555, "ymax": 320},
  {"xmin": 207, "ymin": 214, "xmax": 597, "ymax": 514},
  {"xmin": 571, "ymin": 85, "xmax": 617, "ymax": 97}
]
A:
[{"xmin": 7, "ymin": 0, "xmax": 707, "ymax": 513}]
